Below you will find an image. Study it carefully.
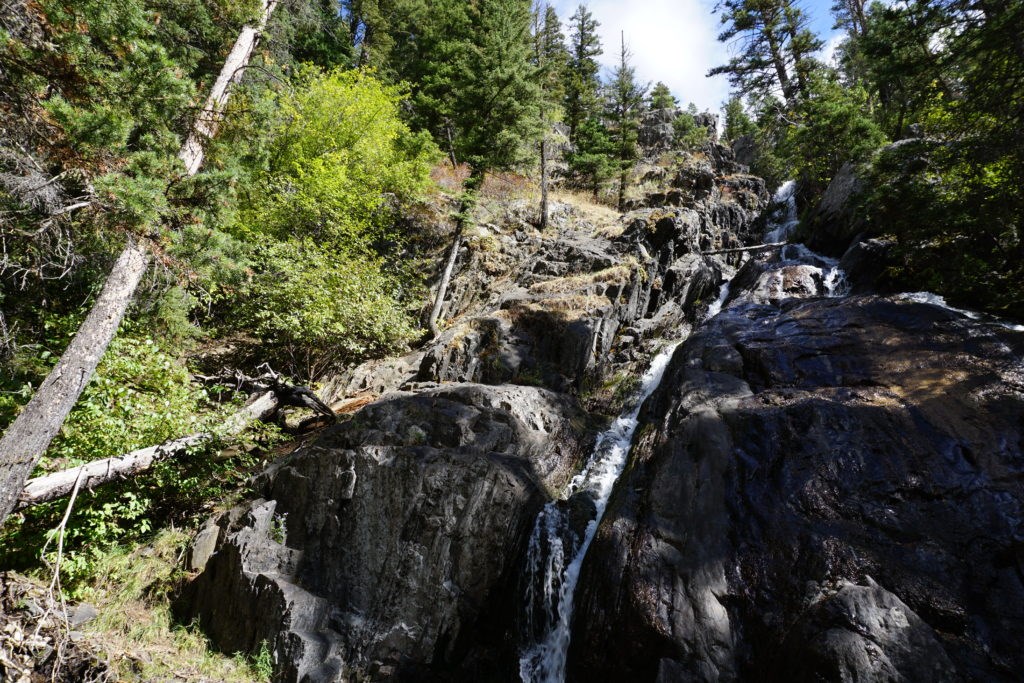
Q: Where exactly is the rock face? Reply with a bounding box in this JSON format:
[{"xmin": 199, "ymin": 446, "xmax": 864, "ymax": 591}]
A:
[
  {"xmin": 570, "ymin": 294, "xmax": 1024, "ymax": 682},
  {"xmin": 178, "ymin": 144, "xmax": 769, "ymax": 681},
  {"xmin": 178, "ymin": 384, "xmax": 597, "ymax": 682},
  {"xmin": 804, "ymin": 161, "xmax": 866, "ymax": 256}
]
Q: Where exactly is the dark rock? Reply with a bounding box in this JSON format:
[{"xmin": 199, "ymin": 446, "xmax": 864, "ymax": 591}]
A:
[
  {"xmin": 176, "ymin": 384, "xmax": 598, "ymax": 682},
  {"xmin": 571, "ymin": 295, "xmax": 1024, "ymax": 682},
  {"xmin": 838, "ymin": 236, "xmax": 897, "ymax": 294},
  {"xmin": 732, "ymin": 134, "xmax": 756, "ymax": 168},
  {"xmin": 805, "ymin": 161, "xmax": 866, "ymax": 257}
]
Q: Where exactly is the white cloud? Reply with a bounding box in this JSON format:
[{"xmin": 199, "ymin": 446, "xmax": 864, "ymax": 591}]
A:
[
  {"xmin": 819, "ymin": 32, "xmax": 845, "ymax": 67},
  {"xmin": 551, "ymin": 0, "xmax": 731, "ymax": 113}
]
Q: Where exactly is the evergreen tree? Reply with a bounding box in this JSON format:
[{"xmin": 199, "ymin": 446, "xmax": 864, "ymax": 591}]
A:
[
  {"xmin": 342, "ymin": 0, "xmax": 423, "ymax": 75},
  {"xmin": 606, "ymin": 34, "xmax": 647, "ymax": 211},
  {"xmin": 533, "ymin": 3, "xmax": 570, "ymax": 102},
  {"xmin": 723, "ymin": 95, "xmax": 756, "ymax": 141},
  {"xmin": 533, "ymin": 2, "xmax": 569, "ymax": 229},
  {"xmin": 709, "ymin": 0, "xmax": 822, "ymax": 108},
  {"xmin": 649, "ymin": 82, "xmax": 678, "ymax": 110},
  {"xmin": 457, "ymin": 0, "xmax": 544, "ymax": 173},
  {"xmin": 564, "ymin": 4, "xmax": 603, "ymax": 141}
]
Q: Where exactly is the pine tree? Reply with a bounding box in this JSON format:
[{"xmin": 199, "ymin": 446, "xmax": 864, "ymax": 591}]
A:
[
  {"xmin": 419, "ymin": 0, "xmax": 544, "ymax": 334},
  {"xmin": 606, "ymin": 33, "xmax": 647, "ymax": 211},
  {"xmin": 709, "ymin": 0, "xmax": 822, "ymax": 108},
  {"xmin": 564, "ymin": 4, "xmax": 603, "ymax": 142},
  {"xmin": 723, "ymin": 96, "xmax": 756, "ymax": 141},
  {"xmin": 533, "ymin": 2, "xmax": 569, "ymax": 229},
  {"xmin": 649, "ymin": 82, "xmax": 678, "ymax": 110}
]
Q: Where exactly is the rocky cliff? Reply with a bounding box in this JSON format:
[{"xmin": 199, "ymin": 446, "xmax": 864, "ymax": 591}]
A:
[
  {"xmin": 175, "ymin": 143, "xmax": 1024, "ymax": 682},
  {"xmin": 175, "ymin": 145, "xmax": 770, "ymax": 682}
]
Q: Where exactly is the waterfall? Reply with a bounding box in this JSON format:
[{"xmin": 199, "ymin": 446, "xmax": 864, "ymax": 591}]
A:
[
  {"xmin": 518, "ymin": 342, "xmax": 681, "ymax": 683},
  {"xmin": 765, "ymin": 180, "xmax": 799, "ymax": 243},
  {"xmin": 705, "ymin": 281, "xmax": 732, "ymax": 320}
]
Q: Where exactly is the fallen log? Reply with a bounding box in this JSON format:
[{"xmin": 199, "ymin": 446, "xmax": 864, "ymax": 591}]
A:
[
  {"xmin": 16, "ymin": 392, "xmax": 279, "ymax": 510},
  {"xmin": 701, "ymin": 241, "xmax": 788, "ymax": 256}
]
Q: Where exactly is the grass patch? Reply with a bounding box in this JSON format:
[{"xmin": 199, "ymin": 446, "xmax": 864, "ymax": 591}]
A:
[{"xmin": 77, "ymin": 529, "xmax": 267, "ymax": 682}]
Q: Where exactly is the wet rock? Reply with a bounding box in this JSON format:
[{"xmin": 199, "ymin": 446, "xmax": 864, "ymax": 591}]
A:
[
  {"xmin": 571, "ymin": 295, "xmax": 1024, "ymax": 682},
  {"xmin": 805, "ymin": 161, "xmax": 866, "ymax": 256},
  {"xmin": 176, "ymin": 384, "xmax": 598, "ymax": 682}
]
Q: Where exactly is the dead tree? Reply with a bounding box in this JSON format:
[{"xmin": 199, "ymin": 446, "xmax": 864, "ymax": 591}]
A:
[
  {"xmin": 0, "ymin": 0, "xmax": 279, "ymax": 527},
  {"xmin": 16, "ymin": 392, "xmax": 279, "ymax": 509}
]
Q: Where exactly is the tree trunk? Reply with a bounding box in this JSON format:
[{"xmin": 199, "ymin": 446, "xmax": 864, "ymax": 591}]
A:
[
  {"xmin": 16, "ymin": 392, "xmax": 279, "ymax": 509},
  {"xmin": 540, "ymin": 137, "xmax": 549, "ymax": 230},
  {"xmin": 178, "ymin": 0, "xmax": 279, "ymax": 174},
  {"xmin": 701, "ymin": 241, "xmax": 787, "ymax": 256},
  {"xmin": 766, "ymin": 31, "xmax": 796, "ymax": 108},
  {"xmin": 0, "ymin": 0, "xmax": 278, "ymax": 528},
  {"xmin": 427, "ymin": 232, "xmax": 463, "ymax": 337},
  {"xmin": 0, "ymin": 242, "xmax": 149, "ymax": 521}
]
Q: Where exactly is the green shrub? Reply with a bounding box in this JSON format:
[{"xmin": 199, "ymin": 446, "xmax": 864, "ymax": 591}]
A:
[{"xmin": 236, "ymin": 239, "xmax": 418, "ymax": 379}]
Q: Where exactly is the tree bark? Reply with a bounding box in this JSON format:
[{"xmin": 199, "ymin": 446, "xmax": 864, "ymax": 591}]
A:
[
  {"xmin": 540, "ymin": 137, "xmax": 549, "ymax": 230},
  {"xmin": 427, "ymin": 232, "xmax": 463, "ymax": 338},
  {"xmin": 178, "ymin": 0, "xmax": 279, "ymax": 174},
  {"xmin": 16, "ymin": 392, "xmax": 279, "ymax": 509},
  {"xmin": 701, "ymin": 241, "xmax": 787, "ymax": 256},
  {"xmin": 0, "ymin": 0, "xmax": 278, "ymax": 527},
  {"xmin": 0, "ymin": 243, "xmax": 149, "ymax": 520}
]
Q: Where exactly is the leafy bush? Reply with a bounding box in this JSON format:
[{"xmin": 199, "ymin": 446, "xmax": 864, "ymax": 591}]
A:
[
  {"xmin": 236, "ymin": 239, "xmax": 418, "ymax": 379},
  {"xmin": 865, "ymin": 140, "xmax": 1024, "ymax": 318},
  {"xmin": 0, "ymin": 331, "xmax": 254, "ymax": 591},
  {"xmin": 230, "ymin": 68, "xmax": 439, "ymax": 250}
]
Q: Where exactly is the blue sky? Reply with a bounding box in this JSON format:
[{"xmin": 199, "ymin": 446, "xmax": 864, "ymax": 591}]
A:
[{"xmin": 548, "ymin": 0, "xmax": 841, "ymax": 114}]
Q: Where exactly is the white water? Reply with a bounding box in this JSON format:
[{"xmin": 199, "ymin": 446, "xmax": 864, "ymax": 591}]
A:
[
  {"xmin": 518, "ymin": 342, "xmax": 681, "ymax": 683},
  {"xmin": 897, "ymin": 292, "xmax": 1024, "ymax": 332},
  {"xmin": 767, "ymin": 182, "xmax": 850, "ymax": 298},
  {"xmin": 766, "ymin": 180, "xmax": 800, "ymax": 243},
  {"xmin": 705, "ymin": 281, "xmax": 732, "ymax": 319}
]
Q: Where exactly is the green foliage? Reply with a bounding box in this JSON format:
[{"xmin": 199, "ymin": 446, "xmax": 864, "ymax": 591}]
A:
[
  {"xmin": 235, "ymin": 239, "xmax": 418, "ymax": 378},
  {"xmin": 567, "ymin": 117, "xmax": 616, "ymax": 197},
  {"xmin": 648, "ymin": 82, "xmax": 677, "ymax": 110},
  {"xmin": 865, "ymin": 141, "xmax": 1024, "ymax": 318},
  {"xmin": 564, "ymin": 4, "xmax": 603, "ymax": 142},
  {"xmin": 252, "ymin": 641, "xmax": 274, "ymax": 679},
  {"xmin": 786, "ymin": 71, "xmax": 885, "ymax": 195},
  {"xmin": 605, "ymin": 38, "xmax": 647, "ymax": 210},
  {"xmin": 710, "ymin": 0, "xmax": 822, "ymax": 107},
  {"xmin": 0, "ymin": 331, "xmax": 259, "ymax": 592},
  {"xmin": 232, "ymin": 68, "xmax": 438, "ymax": 249},
  {"xmin": 673, "ymin": 112, "xmax": 713, "ymax": 150},
  {"xmin": 723, "ymin": 96, "xmax": 756, "ymax": 142}
]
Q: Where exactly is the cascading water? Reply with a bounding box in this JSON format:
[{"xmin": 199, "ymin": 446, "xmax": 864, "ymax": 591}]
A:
[
  {"xmin": 766, "ymin": 182, "xmax": 850, "ymax": 299},
  {"xmin": 518, "ymin": 342, "xmax": 681, "ymax": 683}
]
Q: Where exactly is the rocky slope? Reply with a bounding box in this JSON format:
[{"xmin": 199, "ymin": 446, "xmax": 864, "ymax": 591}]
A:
[
  {"xmin": 175, "ymin": 144, "xmax": 769, "ymax": 682},
  {"xmin": 569, "ymin": 286, "xmax": 1024, "ymax": 681},
  {"xmin": 176, "ymin": 140, "xmax": 1024, "ymax": 682}
]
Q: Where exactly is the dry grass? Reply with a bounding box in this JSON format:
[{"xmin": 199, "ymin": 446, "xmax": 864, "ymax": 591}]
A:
[
  {"xmin": 529, "ymin": 265, "xmax": 635, "ymax": 295},
  {"xmin": 77, "ymin": 530, "xmax": 266, "ymax": 682}
]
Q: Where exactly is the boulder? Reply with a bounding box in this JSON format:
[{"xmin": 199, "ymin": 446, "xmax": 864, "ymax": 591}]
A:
[
  {"xmin": 177, "ymin": 383, "xmax": 598, "ymax": 682},
  {"xmin": 805, "ymin": 161, "xmax": 866, "ymax": 256},
  {"xmin": 570, "ymin": 295, "xmax": 1024, "ymax": 682}
]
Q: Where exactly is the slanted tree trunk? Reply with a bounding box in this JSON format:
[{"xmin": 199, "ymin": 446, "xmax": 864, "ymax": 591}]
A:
[
  {"xmin": 427, "ymin": 173, "xmax": 481, "ymax": 337},
  {"xmin": 540, "ymin": 137, "xmax": 549, "ymax": 230},
  {"xmin": 0, "ymin": 0, "xmax": 278, "ymax": 528},
  {"xmin": 179, "ymin": 0, "xmax": 279, "ymax": 174},
  {"xmin": 16, "ymin": 392, "xmax": 279, "ymax": 509},
  {"xmin": 427, "ymin": 232, "xmax": 463, "ymax": 337}
]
